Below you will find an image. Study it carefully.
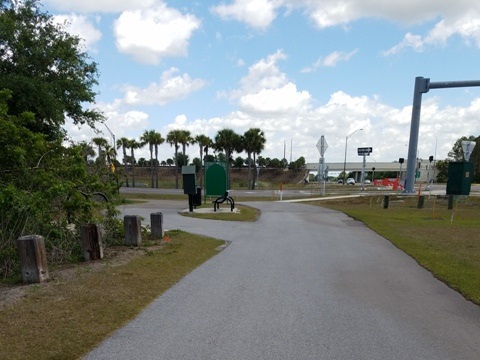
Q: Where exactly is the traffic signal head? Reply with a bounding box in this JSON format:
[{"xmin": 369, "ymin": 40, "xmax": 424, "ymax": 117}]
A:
[
  {"xmin": 399, "ymin": 158, "xmax": 404, "ymax": 164},
  {"xmin": 429, "ymin": 155, "xmax": 434, "ymax": 162},
  {"xmin": 372, "ymin": 167, "xmax": 375, "ymax": 171}
]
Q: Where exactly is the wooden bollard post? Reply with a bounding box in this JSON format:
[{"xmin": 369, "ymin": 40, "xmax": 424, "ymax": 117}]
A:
[
  {"xmin": 150, "ymin": 212, "xmax": 164, "ymax": 238},
  {"xmin": 17, "ymin": 235, "xmax": 49, "ymax": 284},
  {"xmin": 80, "ymin": 224, "xmax": 103, "ymax": 261},
  {"xmin": 124, "ymin": 215, "xmax": 142, "ymax": 246},
  {"xmin": 417, "ymin": 195, "xmax": 425, "ymax": 209},
  {"xmin": 383, "ymin": 195, "xmax": 389, "ymax": 209},
  {"xmin": 448, "ymin": 195, "xmax": 454, "ymax": 210}
]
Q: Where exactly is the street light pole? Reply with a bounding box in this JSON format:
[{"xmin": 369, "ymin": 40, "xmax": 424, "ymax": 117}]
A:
[
  {"xmin": 343, "ymin": 128, "xmax": 363, "ymax": 184},
  {"xmin": 103, "ymin": 122, "xmax": 116, "ymax": 161}
]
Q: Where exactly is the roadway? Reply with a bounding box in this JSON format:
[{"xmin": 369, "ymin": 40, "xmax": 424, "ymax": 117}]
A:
[{"xmin": 85, "ymin": 199, "xmax": 480, "ymax": 359}]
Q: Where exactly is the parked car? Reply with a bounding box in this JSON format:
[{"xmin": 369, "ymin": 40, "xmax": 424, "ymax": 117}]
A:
[
  {"xmin": 364, "ymin": 179, "xmax": 371, "ymax": 184},
  {"xmin": 337, "ymin": 179, "xmax": 344, "ymax": 184},
  {"xmin": 346, "ymin": 178, "xmax": 355, "ymax": 185}
]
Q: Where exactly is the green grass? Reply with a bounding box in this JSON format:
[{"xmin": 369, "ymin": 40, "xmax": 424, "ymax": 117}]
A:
[
  {"xmin": 0, "ymin": 230, "xmax": 225, "ymax": 360},
  {"xmin": 180, "ymin": 204, "xmax": 261, "ymax": 222},
  {"xmin": 313, "ymin": 195, "xmax": 480, "ymax": 304}
]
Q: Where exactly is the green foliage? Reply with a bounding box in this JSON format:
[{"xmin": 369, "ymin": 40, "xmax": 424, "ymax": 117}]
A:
[
  {"xmin": 0, "ymin": 0, "xmax": 103, "ymax": 137},
  {"xmin": 288, "ymin": 156, "xmax": 306, "ymax": 171},
  {"xmin": 445, "ymin": 135, "xmax": 480, "ymax": 183}
]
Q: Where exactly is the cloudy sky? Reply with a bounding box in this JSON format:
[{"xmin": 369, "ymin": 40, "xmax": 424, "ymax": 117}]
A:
[{"xmin": 45, "ymin": 0, "xmax": 480, "ymax": 164}]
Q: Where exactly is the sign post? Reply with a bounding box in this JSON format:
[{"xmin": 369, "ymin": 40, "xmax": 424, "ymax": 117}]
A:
[
  {"xmin": 316, "ymin": 136, "xmax": 328, "ymax": 195},
  {"xmin": 357, "ymin": 147, "xmax": 372, "ymax": 191}
]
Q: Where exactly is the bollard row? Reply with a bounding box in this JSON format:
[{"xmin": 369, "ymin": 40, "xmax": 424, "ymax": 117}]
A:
[{"xmin": 16, "ymin": 212, "xmax": 164, "ymax": 284}]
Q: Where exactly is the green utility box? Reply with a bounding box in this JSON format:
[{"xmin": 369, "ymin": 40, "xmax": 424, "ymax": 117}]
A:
[
  {"xmin": 205, "ymin": 162, "xmax": 227, "ymax": 196},
  {"xmin": 446, "ymin": 162, "xmax": 473, "ymax": 195},
  {"xmin": 182, "ymin": 166, "xmax": 196, "ymax": 194}
]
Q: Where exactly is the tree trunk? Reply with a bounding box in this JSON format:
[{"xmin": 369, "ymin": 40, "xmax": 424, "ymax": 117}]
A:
[
  {"xmin": 252, "ymin": 153, "xmax": 257, "ymax": 190},
  {"xmin": 123, "ymin": 147, "xmax": 129, "ymax": 187},
  {"xmin": 199, "ymin": 147, "xmax": 204, "ymax": 188},
  {"xmin": 131, "ymin": 149, "xmax": 136, "ymax": 187},
  {"xmin": 150, "ymin": 146, "xmax": 154, "ymax": 188},
  {"xmin": 174, "ymin": 147, "xmax": 179, "ymax": 189},
  {"xmin": 155, "ymin": 145, "xmax": 159, "ymax": 188}
]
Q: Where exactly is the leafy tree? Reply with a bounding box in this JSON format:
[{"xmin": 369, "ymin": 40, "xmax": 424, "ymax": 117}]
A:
[
  {"xmin": 215, "ymin": 129, "xmax": 241, "ymax": 189},
  {"xmin": 257, "ymin": 156, "xmax": 268, "ymax": 168},
  {"xmin": 166, "ymin": 158, "xmax": 174, "ymax": 166},
  {"xmin": 0, "ymin": 0, "xmax": 103, "ymax": 138},
  {"xmin": 289, "ymin": 156, "xmax": 306, "ymax": 171},
  {"xmin": 435, "ymin": 160, "xmax": 449, "ymax": 183},
  {"xmin": 204, "ymin": 154, "xmax": 215, "ymax": 163},
  {"xmin": 269, "ymin": 158, "xmax": 283, "ymax": 169},
  {"xmin": 175, "ymin": 153, "xmax": 189, "ymax": 167},
  {"xmin": 445, "ymin": 135, "xmax": 480, "ymax": 183},
  {"xmin": 0, "ymin": 91, "xmax": 120, "ymax": 278},
  {"xmin": 234, "ymin": 156, "xmax": 244, "ymax": 170},
  {"xmin": 192, "ymin": 157, "xmax": 202, "ymax": 173}
]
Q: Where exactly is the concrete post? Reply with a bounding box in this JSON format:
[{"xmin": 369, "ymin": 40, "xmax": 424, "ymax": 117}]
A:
[
  {"xmin": 80, "ymin": 224, "xmax": 103, "ymax": 261},
  {"xmin": 150, "ymin": 212, "xmax": 164, "ymax": 238},
  {"xmin": 124, "ymin": 215, "xmax": 142, "ymax": 246},
  {"xmin": 17, "ymin": 235, "xmax": 49, "ymax": 284}
]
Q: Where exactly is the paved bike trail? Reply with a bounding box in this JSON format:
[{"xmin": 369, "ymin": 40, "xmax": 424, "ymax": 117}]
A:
[{"xmin": 85, "ymin": 201, "xmax": 480, "ymax": 359}]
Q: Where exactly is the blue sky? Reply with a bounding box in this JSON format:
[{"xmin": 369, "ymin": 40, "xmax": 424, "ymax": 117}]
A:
[{"xmin": 43, "ymin": 0, "xmax": 480, "ymax": 164}]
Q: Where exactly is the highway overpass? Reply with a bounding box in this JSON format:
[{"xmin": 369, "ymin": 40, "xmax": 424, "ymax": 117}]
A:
[{"xmin": 306, "ymin": 159, "xmax": 437, "ymax": 182}]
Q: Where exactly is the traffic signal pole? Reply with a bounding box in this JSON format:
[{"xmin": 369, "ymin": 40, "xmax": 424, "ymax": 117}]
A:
[{"xmin": 404, "ymin": 77, "xmax": 480, "ymax": 193}]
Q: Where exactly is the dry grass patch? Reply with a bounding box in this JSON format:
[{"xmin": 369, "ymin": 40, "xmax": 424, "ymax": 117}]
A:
[{"xmin": 0, "ymin": 230, "xmax": 225, "ymax": 360}]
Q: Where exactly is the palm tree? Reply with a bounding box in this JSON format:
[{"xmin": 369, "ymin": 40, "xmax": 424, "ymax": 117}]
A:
[
  {"xmin": 116, "ymin": 137, "xmax": 130, "ymax": 187},
  {"xmin": 178, "ymin": 130, "xmax": 192, "ymax": 160},
  {"xmin": 243, "ymin": 128, "xmax": 266, "ymax": 190},
  {"xmin": 127, "ymin": 139, "xmax": 140, "ymax": 187},
  {"xmin": 92, "ymin": 137, "xmax": 108, "ymax": 164},
  {"xmin": 167, "ymin": 130, "xmax": 182, "ymax": 189},
  {"xmin": 214, "ymin": 129, "xmax": 241, "ymax": 190},
  {"xmin": 140, "ymin": 130, "xmax": 165, "ymax": 188},
  {"xmin": 194, "ymin": 134, "xmax": 213, "ymax": 189},
  {"xmin": 152, "ymin": 132, "xmax": 165, "ymax": 188},
  {"xmin": 78, "ymin": 141, "xmax": 95, "ymax": 165},
  {"xmin": 104, "ymin": 144, "xmax": 116, "ymax": 167}
]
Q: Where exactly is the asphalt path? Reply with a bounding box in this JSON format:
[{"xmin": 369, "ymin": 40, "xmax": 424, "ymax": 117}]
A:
[{"xmin": 85, "ymin": 200, "xmax": 480, "ymax": 359}]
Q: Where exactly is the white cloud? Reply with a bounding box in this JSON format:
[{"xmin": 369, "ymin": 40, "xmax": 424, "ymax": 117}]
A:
[
  {"xmin": 52, "ymin": 14, "xmax": 102, "ymax": 51},
  {"xmin": 239, "ymin": 50, "xmax": 288, "ymax": 94},
  {"xmin": 384, "ymin": 11, "xmax": 480, "ymax": 55},
  {"xmin": 121, "ymin": 68, "xmax": 207, "ymax": 106},
  {"xmin": 382, "ymin": 33, "xmax": 424, "ymax": 56},
  {"xmin": 113, "ymin": 3, "xmax": 201, "ymax": 64},
  {"xmin": 45, "ymin": 0, "xmax": 156, "ymax": 13},
  {"xmin": 302, "ymin": 49, "xmax": 358, "ymax": 73},
  {"xmin": 211, "ymin": 0, "xmax": 281, "ymax": 29},
  {"xmin": 239, "ymin": 83, "xmax": 311, "ymax": 114}
]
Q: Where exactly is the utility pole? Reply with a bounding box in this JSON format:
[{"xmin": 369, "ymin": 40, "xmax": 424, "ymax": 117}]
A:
[{"xmin": 404, "ymin": 77, "xmax": 480, "ymax": 193}]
